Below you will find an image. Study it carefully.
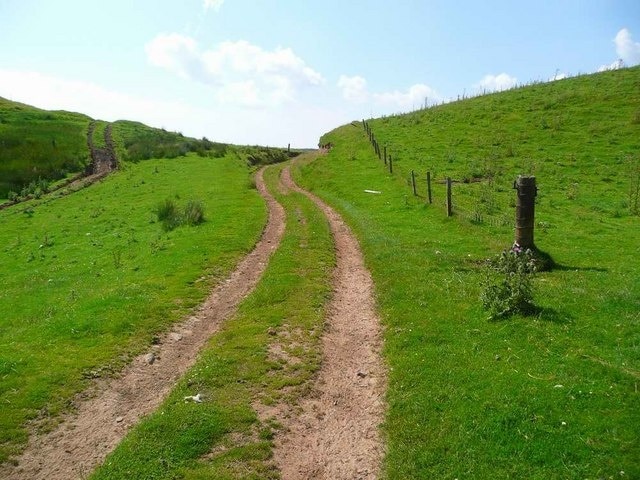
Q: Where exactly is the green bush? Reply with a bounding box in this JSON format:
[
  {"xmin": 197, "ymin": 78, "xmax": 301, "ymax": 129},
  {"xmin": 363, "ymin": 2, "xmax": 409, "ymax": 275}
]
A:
[{"xmin": 480, "ymin": 244, "xmax": 537, "ymax": 319}]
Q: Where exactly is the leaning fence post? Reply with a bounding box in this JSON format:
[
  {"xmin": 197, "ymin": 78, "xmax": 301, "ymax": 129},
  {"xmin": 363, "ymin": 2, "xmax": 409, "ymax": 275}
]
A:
[
  {"xmin": 411, "ymin": 170, "xmax": 417, "ymax": 196},
  {"xmin": 514, "ymin": 176, "xmax": 537, "ymax": 248},
  {"xmin": 426, "ymin": 171, "xmax": 432, "ymax": 204},
  {"xmin": 446, "ymin": 177, "xmax": 452, "ymax": 217}
]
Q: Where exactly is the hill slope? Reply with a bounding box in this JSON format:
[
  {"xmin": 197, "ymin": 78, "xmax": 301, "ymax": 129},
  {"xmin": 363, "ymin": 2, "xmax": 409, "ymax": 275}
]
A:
[
  {"xmin": 0, "ymin": 98, "xmax": 236, "ymax": 199},
  {"xmin": 356, "ymin": 66, "xmax": 640, "ymax": 221},
  {"xmin": 0, "ymin": 97, "xmax": 91, "ymax": 197},
  {"xmin": 294, "ymin": 66, "xmax": 640, "ymax": 478}
]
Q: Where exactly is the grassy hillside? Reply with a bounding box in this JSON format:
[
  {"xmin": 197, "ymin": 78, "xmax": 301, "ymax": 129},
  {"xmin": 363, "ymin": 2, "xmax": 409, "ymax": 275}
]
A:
[
  {"xmin": 363, "ymin": 66, "xmax": 640, "ymax": 222},
  {"xmin": 0, "ymin": 97, "xmax": 91, "ymax": 197},
  {"xmin": 0, "ymin": 154, "xmax": 267, "ymax": 464},
  {"xmin": 0, "ymin": 98, "xmax": 242, "ymax": 201},
  {"xmin": 293, "ymin": 67, "xmax": 640, "ymax": 478}
]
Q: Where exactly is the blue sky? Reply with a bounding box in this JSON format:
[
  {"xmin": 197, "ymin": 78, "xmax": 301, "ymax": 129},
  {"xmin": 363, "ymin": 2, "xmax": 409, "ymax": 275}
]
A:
[{"xmin": 1, "ymin": 0, "xmax": 639, "ymax": 147}]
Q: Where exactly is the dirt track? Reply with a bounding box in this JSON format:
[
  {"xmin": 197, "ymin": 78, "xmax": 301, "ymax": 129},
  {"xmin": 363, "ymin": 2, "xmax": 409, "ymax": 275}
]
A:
[
  {"xmin": 1, "ymin": 167, "xmax": 285, "ymax": 480},
  {"xmin": 271, "ymin": 165, "xmax": 387, "ymax": 479}
]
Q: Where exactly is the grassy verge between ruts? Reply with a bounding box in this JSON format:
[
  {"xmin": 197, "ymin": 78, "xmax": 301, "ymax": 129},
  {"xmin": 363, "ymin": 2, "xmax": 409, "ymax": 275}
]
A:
[
  {"xmin": 90, "ymin": 159, "xmax": 335, "ymax": 479},
  {"xmin": 292, "ymin": 133, "xmax": 639, "ymax": 479},
  {"xmin": 0, "ymin": 154, "xmax": 266, "ymax": 464}
]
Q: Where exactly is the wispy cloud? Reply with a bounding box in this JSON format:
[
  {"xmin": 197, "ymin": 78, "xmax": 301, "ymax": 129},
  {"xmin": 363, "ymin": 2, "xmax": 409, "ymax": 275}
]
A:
[
  {"xmin": 474, "ymin": 73, "xmax": 517, "ymax": 92},
  {"xmin": 0, "ymin": 69, "xmax": 197, "ymax": 127},
  {"xmin": 372, "ymin": 84, "xmax": 438, "ymax": 109},
  {"xmin": 549, "ymin": 71, "xmax": 568, "ymax": 81},
  {"xmin": 337, "ymin": 75, "xmax": 368, "ymax": 103},
  {"xmin": 0, "ymin": 69, "xmax": 339, "ymax": 147},
  {"xmin": 598, "ymin": 59, "xmax": 624, "ymax": 72},
  {"xmin": 337, "ymin": 75, "xmax": 440, "ymax": 110},
  {"xmin": 203, "ymin": 0, "xmax": 224, "ymax": 12},
  {"xmin": 614, "ymin": 28, "xmax": 640, "ymax": 66},
  {"xmin": 146, "ymin": 34, "xmax": 324, "ymax": 107}
]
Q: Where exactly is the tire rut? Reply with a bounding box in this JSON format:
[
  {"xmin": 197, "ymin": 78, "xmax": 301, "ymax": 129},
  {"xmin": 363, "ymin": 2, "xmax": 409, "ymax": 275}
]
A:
[
  {"xmin": 1, "ymin": 167, "xmax": 285, "ymax": 480},
  {"xmin": 273, "ymin": 164, "xmax": 386, "ymax": 479}
]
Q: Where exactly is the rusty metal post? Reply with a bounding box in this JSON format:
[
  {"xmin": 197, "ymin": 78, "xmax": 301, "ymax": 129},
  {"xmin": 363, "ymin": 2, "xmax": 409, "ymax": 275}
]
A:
[{"xmin": 514, "ymin": 176, "xmax": 537, "ymax": 249}]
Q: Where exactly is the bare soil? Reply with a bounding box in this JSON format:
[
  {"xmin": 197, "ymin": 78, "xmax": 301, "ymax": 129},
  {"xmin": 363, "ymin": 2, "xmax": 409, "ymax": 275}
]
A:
[
  {"xmin": 0, "ymin": 167, "xmax": 285, "ymax": 480},
  {"xmin": 265, "ymin": 165, "xmax": 387, "ymax": 479}
]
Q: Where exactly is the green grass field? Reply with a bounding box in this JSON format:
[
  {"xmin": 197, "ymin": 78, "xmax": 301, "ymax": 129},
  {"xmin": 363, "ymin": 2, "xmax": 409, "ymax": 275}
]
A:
[
  {"xmin": 90, "ymin": 160, "xmax": 335, "ymax": 479},
  {"xmin": 1, "ymin": 65, "xmax": 638, "ymax": 478},
  {"xmin": 291, "ymin": 67, "xmax": 640, "ymax": 478},
  {"xmin": 0, "ymin": 154, "xmax": 266, "ymax": 464}
]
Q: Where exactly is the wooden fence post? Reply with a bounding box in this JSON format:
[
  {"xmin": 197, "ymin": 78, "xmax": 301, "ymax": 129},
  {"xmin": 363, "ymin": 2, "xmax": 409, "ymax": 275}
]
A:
[
  {"xmin": 427, "ymin": 171, "xmax": 432, "ymax": 204},
  {"xmin": 383, "ymin": 145, "xmax": 387, "ymax": 165},
  {"xmin": 446, "ymin": 177, "xmax": 452, "ymax": 217},
  {"xmin": 514, "ymin": 176, "xmax": 537, "ymax": 248},
  {"xmin": 411, "ymin": 170, "xmax": 417, "ymax": 196},
  {"xmin": 389, "ymin": 155, "xmax": 393, "ymax": 174}
]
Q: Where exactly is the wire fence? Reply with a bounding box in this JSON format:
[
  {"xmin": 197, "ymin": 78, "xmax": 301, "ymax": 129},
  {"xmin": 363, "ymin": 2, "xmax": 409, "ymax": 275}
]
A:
[{"xmin": 362, "ymin": 119, "xmax": 517, "ymax": 230}]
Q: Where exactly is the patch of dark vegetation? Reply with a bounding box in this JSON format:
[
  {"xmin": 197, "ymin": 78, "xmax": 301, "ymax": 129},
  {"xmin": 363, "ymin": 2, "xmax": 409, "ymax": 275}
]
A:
[
  {"xmin": 241, "ymin": 145, "xmax": 300, "ymax": 166},
  {"xmin": 113, "ymin": 121, "xmax": 228, "ymax": 162}
]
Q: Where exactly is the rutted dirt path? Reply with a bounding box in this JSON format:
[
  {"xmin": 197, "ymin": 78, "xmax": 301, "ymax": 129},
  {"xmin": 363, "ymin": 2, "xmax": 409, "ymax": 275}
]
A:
[
  {"xmin": 85, "ymin": 121, "xmax": 118, "ymax": 177},
  {"xmin": 1, "ymin": 167, "xmax": 285, "ymax": 480},
  {"xmin": 273, "ymin": 164, "xmax": 387, "ymax": 479}
]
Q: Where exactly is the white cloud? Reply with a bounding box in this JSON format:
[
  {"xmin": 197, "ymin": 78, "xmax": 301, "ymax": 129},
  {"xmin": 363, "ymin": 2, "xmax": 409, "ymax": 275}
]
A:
[
  {"xmin": 474, "ymin": 73, "xmax": 517, "ymax": 92},
  {"xmin": 0, "ymin": 69, "xmax": 338, "ymax": 147},
  {"xmin": 145, "ymin": 35, "xmax": 324, "ymax": 107},
  {"xmin": 337, "ymin": 75, "xmax": 440, "ymax": 111},
  {"xmin": 145, "ymin": 33, "xmax": 204, "ymax": 80},
  {"xmin": 598, "ymin": 59, "xmax": 624, "ymax": 72},
  {"xmin": 373, "ymin": 83, "xmax": 437, "ymax": 109},
  {"xmin": 203, "ymin": 0, "xmax": 224, "ymax": 12},
  {"xmin": 549, "ymin": 71, "xmax": 568, "ymax": 81},
  {"xmin": 0, "ymin": 69, "xmax": 197, "ymax": 127},
  {"xmin": 337, "ymin": 75, "xmax": 368, "ymax": 103},
  {"xmin": 614, "ymin": 28, "xmax": 640, "ymax": 66}
]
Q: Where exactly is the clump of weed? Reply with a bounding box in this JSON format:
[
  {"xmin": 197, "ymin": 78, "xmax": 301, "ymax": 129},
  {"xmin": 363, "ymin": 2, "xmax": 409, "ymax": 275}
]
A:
[
  {"xmin": 481, "ymin": 244, "xmax": 537, "ymax": 319},
  {"xmin": 183, "ymin": 200, "xmax": 205, "ymax": 226},
  {"xmin": 155, "ymin": 199, "xmax": 181, "ymax": 231},
  {"xmin": 155, "ymin": 198, "xmax": 206, "ymax": 231}
]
